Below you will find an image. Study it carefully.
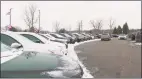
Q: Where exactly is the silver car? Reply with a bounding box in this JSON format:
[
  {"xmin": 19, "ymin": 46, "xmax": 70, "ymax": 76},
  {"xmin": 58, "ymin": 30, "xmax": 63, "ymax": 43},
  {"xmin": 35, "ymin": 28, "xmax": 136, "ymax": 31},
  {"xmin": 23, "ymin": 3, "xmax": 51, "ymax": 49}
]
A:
[{"xmin": 101, "ymin": 33, "xmax": 111, "ymax": 41}]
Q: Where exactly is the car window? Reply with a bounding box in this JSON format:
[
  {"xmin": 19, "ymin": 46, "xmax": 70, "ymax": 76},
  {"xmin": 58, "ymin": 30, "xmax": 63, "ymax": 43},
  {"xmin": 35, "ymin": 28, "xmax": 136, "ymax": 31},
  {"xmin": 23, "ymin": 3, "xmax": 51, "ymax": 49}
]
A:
[
  {"xmin": 20, "ymin": 34, "xmax": 44, "ymax": 44},
  {"xmin": 55, "ymin": 34, "xmax": 65, "ymax": 38},
  {"xmin": 65, "ymin": 34, "xmax": 71, "ymax": 37},
  {"xmin": 1, "ymin": 43, "xmax": 12, "ymax": 52},
  {"xmin": 60, "ymin": 34, "xmax": 66, "ymax": 37},
  {"xmin": 1, "ymin": 34, "xmax": 21, "ymax": 47},
  {"xmin": 74, "ymin": 34, "xmax": 79, "ymax": 37},
  {"xmin": 39, "ymin": 34, "xmax": 49, "ymax": 40},
  {"xmin": 50, "ymin": 34, "xmax": 58, "ymax": 38}
]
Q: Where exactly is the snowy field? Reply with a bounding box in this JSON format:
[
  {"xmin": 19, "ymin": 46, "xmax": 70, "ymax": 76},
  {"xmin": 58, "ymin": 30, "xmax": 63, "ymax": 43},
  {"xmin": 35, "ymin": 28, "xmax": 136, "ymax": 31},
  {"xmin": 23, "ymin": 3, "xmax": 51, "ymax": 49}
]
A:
[{"xmin": 67, "ymin": 39, "xmax": 101, "ymax": 78}]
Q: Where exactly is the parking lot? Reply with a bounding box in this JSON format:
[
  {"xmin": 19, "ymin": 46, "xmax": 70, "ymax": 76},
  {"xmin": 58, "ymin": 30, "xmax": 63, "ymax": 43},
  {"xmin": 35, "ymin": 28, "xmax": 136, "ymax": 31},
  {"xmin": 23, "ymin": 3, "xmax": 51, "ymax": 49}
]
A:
[
  {"xmin": 75, "ymin": 38, "xmax": 141, "ymax": 78},
  {"xmin": 1, "ymin": 1, "xmax": 141, "ymax": 78}
]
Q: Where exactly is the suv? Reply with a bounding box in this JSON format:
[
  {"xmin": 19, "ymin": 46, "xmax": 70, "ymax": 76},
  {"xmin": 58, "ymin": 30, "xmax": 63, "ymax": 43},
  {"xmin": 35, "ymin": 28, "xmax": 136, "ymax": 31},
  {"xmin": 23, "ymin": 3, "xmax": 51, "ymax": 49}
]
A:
[{"xmin": 101, "ymin": 33, "xmax": 111, "ymax": 41}]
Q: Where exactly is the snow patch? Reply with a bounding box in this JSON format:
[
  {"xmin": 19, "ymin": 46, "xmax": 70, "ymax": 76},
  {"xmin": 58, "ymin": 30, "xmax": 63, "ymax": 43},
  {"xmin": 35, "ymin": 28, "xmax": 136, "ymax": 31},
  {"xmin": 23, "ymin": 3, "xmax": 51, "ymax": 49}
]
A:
[
  {"xmin": 135, "ymin": 43, "xmax": 141, "ymax": 45},
  {"xmin": 67, "ymin": 39, "xmax": 101, "ymax": 78},
  {"xmin": 74, "ymin": 39, "xmax": 101, "ymax": 47}
]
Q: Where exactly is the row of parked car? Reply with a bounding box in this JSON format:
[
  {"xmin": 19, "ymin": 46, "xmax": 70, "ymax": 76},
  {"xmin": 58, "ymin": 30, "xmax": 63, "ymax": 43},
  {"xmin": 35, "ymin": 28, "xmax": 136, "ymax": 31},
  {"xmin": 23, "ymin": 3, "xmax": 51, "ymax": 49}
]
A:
[
  {"xmin": 44, "ymin": 32, "xmax": 95, "ymax": 44},
  {"xmin": 1, "ymin": 31, "xmax": 95, "ymax": 78}
]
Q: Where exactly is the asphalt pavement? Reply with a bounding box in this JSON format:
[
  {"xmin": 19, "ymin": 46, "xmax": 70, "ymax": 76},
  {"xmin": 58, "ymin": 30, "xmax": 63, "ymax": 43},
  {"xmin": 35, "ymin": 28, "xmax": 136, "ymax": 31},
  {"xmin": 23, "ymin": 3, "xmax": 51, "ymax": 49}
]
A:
[{"xmin": 75, "ymin": 38, "xmax": 141, "ymax": 78}]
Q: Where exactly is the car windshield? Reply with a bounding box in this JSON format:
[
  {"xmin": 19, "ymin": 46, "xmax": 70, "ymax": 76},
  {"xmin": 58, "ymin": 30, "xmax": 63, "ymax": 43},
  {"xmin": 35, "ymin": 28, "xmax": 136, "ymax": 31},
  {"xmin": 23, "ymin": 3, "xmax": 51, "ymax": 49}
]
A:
[
  {"xmin": 59, "ymin": 34, "xmax": 66, "ymax": 37},
  {"xmin": 73, "ymin": 34, "xmax": 79, "ymax": 37},
  {"xmin": 55, "ymin": 34, "xmax": 65, "ymax": 38},
  {"xmin": 65, "ymin": 34, "xmax": 71, "ymax": 37},
  {"xmin": 46, "ymin": 34, "xmax": 55, "ymax": 39},
  {"xmin": 1, "ymin": 42, "xmax": 12, "ymax": 52},
  {"xmin": 38, "ymin": 34, "xmax": 49, "ymax": 40}
]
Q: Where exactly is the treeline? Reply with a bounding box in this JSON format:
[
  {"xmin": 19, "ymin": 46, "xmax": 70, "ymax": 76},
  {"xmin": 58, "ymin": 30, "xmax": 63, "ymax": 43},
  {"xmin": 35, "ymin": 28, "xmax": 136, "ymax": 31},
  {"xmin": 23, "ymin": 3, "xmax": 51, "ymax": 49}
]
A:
[{"xmin": 113, "ymin": 22, "xmax": 129, "ymax": 34}]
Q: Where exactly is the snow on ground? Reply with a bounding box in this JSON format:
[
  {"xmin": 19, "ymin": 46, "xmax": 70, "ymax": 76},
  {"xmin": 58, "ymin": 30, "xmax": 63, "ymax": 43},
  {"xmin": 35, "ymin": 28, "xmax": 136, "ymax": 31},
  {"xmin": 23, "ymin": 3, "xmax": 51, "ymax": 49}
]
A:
[
  {"xmin": 135, "ymin": 43, "xmax": 141, "ymax": 45},
  {"xmin": 67, "ymin": 39, "xmax": 101, "ymax": 78},
  {"xmin": 129, "ymin": 40, "xmax": 141, "ymax": 46}
]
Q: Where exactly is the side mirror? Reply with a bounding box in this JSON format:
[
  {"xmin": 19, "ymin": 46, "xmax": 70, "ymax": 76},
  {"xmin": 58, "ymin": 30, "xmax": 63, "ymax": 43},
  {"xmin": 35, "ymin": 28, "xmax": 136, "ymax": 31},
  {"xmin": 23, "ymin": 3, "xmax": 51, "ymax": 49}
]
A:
[{"xmin": 11, "ymin": 43, "xmax": 22, "ymax": 49}]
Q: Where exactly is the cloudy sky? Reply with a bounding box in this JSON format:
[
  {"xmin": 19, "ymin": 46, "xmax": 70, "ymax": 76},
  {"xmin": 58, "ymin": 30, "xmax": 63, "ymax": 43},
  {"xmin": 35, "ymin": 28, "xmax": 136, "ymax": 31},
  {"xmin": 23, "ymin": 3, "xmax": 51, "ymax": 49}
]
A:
[{"xmin": 1, "ymin": 1, "xmax": 141, "ymax": 32}]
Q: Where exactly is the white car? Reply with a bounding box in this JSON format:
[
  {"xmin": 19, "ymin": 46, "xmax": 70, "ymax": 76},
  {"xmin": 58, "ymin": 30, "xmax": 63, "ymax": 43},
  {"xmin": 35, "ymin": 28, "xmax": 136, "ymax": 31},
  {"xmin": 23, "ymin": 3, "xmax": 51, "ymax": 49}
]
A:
[
  {"xmin": 1, "ymin": 31, "xmax": 67, "ymax": 55},
  {"xmin": 50, "ymin": 33, "xmax": 70, "ymax": 43},
  {"xmin": 101, "ymin": 33, "xmax": 111, "ymax": 41},
  {"xmin": 16, "ymin": 32, "xmax": 68, "ymax": 54},
  {"xmin": 42, "ymin": 33, "xmax": 68, "ymax": 48},
  {"xmin": 44, "ymin": 33, "xmax": 67, "ymax": 43},
  {"xmin": 118, "ymin": 34, "xmax": 127, "ymax": 40},
  {"xmin": 1, "ymin": 42, "xmax": 84, "ymax": 78}
]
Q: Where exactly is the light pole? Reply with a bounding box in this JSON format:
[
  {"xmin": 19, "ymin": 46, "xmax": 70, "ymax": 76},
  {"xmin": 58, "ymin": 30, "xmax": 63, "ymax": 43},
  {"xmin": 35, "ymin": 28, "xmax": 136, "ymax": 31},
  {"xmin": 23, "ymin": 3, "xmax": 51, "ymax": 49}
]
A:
[
  {"xmin": 38, "ymin": 10, "xmax": 40, "ymax": 33},
  {"xmin": 10, "ymin": 8, "xmax": 12, "ymax": 27}
]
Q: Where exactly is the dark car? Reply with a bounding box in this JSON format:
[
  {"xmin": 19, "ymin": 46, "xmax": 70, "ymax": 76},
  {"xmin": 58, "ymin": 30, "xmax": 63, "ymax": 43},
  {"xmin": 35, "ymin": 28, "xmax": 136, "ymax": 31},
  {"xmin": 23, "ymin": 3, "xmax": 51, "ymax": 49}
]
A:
[
  {"xmin": 96, "ymin": 34, "xmax": 101, "ymax": 38},
  {"xmin": 67, "ymin": 33, "xmax": 78, "ymax": 42},
  {"xmin": 81, "ymin": 34, "xmax": 89, "ymax": 41},
  {"xmin": 50, "ymin": 33, "xmax": 70, "ymax": 44},
  {"xmin": 1, "ymin": 48, "xmax": 83, "ymax": 78},
  {"xmin": 59, "ymin": 33, "xmax": 75, "ymax": 44},
  {"xmin": 72, "ymin": 33, "xmax": 84, "ymax": 42},
  {"xmin": 135, "ymin": 31, "xmax": 142, "ymax": 42}
]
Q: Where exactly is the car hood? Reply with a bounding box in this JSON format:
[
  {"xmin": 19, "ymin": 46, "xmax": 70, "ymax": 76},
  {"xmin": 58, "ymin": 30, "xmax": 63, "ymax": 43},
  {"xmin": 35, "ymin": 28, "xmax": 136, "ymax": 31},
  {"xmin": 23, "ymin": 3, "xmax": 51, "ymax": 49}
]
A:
[
  {"xmin": 22, "ymin": 43, "xmax": 64, "ymax": 55},
  {"xmin": 1, "ymin": 52, "xmax": 82, "ymax": 78}
]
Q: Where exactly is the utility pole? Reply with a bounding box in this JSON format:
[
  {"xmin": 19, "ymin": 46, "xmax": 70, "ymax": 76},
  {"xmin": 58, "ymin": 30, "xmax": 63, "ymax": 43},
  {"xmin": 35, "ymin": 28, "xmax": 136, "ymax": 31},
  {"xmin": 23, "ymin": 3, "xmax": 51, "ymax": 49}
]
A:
[
  {"xmin": 9, "ymin": 8, "xmax": 12, "ymax": 27},
  {"xmin": 38, "ymin": 10, "xmax": 40, "ymax": 33},
  {"xmin": 80, "ymin": 20, "xmax": 83, "ymax": 33}
]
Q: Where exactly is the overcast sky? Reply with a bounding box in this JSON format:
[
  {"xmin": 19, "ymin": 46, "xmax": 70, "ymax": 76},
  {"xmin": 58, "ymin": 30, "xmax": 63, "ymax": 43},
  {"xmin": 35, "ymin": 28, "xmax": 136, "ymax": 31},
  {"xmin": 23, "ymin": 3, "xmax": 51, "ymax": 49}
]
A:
[{"xmin": 1, "ymin": 1, "xmax": 141, "ymax": 32}]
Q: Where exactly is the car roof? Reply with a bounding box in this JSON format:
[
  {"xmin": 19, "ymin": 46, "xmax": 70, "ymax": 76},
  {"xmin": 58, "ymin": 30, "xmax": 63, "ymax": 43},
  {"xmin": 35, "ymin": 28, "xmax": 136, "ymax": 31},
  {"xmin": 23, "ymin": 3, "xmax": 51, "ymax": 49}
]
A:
[
  {"xmin": 16, "ymin": 32, "xmax": 49, "ymax": 43},
  {"xmin": 1, "ymin": 32, "xmax": 35, "ymax": 45}
]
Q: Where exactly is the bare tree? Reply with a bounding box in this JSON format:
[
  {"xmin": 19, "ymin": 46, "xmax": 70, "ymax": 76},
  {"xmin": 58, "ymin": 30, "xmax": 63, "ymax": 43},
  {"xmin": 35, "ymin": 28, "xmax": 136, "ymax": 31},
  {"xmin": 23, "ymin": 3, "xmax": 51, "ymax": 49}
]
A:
[
  {"xmin": 24, "ymin": 4, "xmax": 38, "ymax": 31},
  {"xmin": 90, "ymin": 20, "xmax": 97, "ymax": 29},
  {"xmin": 108, "ymin": 18, "xmax": 115, "ymax": 34},
  {"xmin": 90, "ymin": 20, "xmax": 103, "ymax": 33},
  {"xmin": 54, "ymin": 21, "xmax": 60, "ymax": 33},
  {"xmin": 96, "ymin": 20, "xmax": 103, "ymax": 30}
]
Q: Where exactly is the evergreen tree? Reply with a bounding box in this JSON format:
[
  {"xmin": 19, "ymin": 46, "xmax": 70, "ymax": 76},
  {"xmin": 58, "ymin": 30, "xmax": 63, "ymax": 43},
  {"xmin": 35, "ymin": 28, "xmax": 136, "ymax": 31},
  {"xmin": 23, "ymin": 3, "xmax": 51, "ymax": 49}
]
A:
[
  {"xmin": 112, "ymin": 27, "xmax": 117, "ymax": 34},
  {"xmin": 117, "ymin": 25, "xmax": 122, "ymax": 34},
  {"xmin": 123, "ymin": 22, "xmax": 129, "ymax": 34},
  {"xmin": 59, "ymin": 28, "xmax": 68, "ymax": 33}
]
